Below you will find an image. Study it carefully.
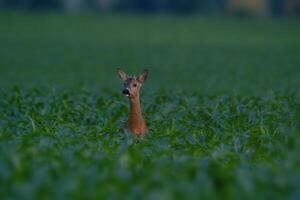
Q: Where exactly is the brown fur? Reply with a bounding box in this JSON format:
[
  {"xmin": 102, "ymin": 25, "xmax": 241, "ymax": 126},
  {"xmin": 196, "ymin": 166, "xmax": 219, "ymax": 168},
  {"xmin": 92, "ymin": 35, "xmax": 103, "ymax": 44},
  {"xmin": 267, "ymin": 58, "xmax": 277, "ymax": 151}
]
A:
[{"xmin": 118, "ymin": 69, "xmax": 148, "ymax": 136}]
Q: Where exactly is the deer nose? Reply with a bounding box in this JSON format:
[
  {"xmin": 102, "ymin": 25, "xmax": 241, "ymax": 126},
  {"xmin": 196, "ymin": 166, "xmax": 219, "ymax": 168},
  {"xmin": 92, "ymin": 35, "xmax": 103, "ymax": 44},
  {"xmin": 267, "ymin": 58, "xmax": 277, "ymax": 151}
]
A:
[{"xmin": 123, "ymin": 89, "xmax": 129, "ymax": 95}]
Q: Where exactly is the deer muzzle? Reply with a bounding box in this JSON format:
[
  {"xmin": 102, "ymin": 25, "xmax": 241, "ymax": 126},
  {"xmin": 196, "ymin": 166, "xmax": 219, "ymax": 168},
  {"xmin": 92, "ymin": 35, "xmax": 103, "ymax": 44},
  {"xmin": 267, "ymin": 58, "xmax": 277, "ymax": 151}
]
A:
[{"xmin": 122, "ymin": 88, "xmax": 130, "ymax": 96}]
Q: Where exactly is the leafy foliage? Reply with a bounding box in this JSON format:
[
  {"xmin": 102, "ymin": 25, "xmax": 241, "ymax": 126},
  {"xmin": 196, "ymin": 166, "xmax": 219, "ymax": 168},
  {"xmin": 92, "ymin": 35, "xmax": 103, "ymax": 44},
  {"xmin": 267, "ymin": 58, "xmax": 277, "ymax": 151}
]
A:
[
  {"xmin": 0, "ymin": 87, "xmax": 299, "ymax": 199},
  {"xmin": 0, "ymin": 13, "xmax": 299, "ymax": 199}
]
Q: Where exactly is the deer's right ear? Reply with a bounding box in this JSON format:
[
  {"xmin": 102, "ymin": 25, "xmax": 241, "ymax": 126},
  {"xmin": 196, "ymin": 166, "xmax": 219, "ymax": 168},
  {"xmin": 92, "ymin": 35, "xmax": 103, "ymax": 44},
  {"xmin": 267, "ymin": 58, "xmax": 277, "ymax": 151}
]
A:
[{"xmin": 117, "ymin": 68, "xmax": 128, "ymax": 81}]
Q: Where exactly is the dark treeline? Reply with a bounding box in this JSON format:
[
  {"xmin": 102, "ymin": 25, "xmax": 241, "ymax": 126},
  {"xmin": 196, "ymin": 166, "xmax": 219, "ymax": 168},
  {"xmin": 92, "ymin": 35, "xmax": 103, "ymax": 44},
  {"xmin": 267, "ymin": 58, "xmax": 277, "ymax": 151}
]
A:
[
  {"xmin": 0, "ymin": 0, "xmax": 225, "ymax": 12},
  {"xmin": 0, "ymin": 0, "xmax": 299, "ymax": 16}
]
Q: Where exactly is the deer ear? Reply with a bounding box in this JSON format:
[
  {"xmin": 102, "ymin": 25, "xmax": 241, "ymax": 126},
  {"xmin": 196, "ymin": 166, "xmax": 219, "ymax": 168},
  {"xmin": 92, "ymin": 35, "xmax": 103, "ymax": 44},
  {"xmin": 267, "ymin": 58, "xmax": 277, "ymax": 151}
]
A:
[
  {"xmin": 117, "ymin": 68, "xmax": 128, "ymax": 81},
  {"xmin": 138, "ymin": 69, "xmax": 148, "ymax": 83}
]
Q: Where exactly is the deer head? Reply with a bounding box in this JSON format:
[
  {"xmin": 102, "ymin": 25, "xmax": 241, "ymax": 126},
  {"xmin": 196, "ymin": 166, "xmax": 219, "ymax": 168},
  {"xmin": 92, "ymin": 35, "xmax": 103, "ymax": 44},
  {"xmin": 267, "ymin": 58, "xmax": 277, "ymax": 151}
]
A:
[{"xmin": 117, "ymin": 68, "xmax": 148, "ymax": 99}]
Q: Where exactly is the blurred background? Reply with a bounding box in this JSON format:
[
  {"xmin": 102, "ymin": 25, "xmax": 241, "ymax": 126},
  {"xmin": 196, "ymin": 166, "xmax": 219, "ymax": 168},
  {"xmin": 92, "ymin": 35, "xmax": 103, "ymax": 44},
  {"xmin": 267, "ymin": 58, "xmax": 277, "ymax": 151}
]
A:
[
  {"xmin": 0, "ymin": 0, "xmax": 299, "ymax": 94},
  {"xmin": 0, "ymin": 1, "xmax": 300, "ymax": 199},
  {"xmin": 1, "ymin": 0, "xmax": 300, "ymax": 16}
]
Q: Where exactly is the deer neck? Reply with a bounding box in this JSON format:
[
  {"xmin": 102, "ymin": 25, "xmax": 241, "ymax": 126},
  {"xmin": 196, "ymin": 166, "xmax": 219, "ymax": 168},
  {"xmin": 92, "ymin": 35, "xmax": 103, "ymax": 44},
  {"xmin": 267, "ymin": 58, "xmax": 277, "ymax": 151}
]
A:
[{"xmin": 128, "ymin": 94, "xmax": 144, "ymax": 124}]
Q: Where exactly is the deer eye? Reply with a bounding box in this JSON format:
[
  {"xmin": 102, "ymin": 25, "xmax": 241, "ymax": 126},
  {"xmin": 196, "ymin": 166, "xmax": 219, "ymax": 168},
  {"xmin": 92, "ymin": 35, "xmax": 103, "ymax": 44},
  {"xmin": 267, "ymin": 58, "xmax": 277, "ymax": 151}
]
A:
[{"xmin": 133, "ymin": 83, "xmax": 137, "ymax": 87}]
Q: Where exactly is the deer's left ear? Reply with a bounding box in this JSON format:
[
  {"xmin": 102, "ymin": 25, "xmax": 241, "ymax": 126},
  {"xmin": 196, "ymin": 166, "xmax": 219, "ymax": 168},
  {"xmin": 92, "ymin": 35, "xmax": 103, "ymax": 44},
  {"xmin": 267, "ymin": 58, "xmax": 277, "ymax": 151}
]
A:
[{"xmin": 138, "ymin": 69, "xmax": 148, "ymax": 83}]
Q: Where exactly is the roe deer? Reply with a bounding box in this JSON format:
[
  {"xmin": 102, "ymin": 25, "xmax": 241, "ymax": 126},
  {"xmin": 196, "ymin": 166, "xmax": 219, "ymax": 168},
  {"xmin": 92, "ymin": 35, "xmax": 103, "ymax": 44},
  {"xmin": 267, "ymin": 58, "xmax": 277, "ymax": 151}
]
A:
[{"xmin": 117, "ymin": 68, "xmax": 148, "ymax": 136}]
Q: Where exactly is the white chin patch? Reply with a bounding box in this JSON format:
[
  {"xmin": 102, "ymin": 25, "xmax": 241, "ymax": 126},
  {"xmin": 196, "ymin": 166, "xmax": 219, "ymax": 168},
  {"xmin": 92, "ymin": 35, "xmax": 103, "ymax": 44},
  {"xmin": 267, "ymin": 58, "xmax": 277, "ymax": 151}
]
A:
[{"xmin": 125, "ymin": 94, "xmax": 129, "ymax": 97}]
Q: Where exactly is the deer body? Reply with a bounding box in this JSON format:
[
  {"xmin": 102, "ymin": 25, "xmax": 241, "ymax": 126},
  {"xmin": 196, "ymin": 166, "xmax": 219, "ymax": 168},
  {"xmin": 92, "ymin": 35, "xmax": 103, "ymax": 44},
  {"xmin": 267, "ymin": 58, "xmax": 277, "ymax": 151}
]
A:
[
  {"xmin": 126, "ymin": 96, "xmax": 147, "ymax": 135},
  {"xmin": 118, "ymin": 68, "xmax": 148, "ymax": 136}
]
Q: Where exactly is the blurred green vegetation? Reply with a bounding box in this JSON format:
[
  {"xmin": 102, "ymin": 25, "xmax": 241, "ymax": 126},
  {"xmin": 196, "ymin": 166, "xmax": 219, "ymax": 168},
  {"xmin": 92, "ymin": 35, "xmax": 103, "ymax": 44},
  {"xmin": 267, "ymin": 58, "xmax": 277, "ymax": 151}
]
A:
[
  {"xmin": 0, "ymin": 88, "xmax": 299, "ymax": 199},
  {"xmin": 0, "ymin": 12, "xmax": 300, "ymax": 199},
  {"xmin": 0, "ymin": 12, "xmax": 300, "ymax": 94}
]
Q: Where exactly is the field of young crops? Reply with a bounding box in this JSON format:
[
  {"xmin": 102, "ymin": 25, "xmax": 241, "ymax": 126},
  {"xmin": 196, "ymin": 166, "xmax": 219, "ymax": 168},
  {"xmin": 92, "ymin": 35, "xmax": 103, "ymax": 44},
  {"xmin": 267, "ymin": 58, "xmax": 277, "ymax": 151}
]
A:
[{"xmin": 0, "ymin": 12, "xmax": 300, "ymax": 199}]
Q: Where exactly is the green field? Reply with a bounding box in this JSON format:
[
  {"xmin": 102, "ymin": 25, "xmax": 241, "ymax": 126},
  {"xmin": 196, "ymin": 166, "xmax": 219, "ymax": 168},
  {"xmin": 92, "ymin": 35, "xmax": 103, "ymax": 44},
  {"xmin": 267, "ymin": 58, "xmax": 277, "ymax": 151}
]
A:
[
  {"xmin": 0, "ymin": 12, "xmax": 300, "ymax": 199},
  {"xmin": 1, "ymin": 12, "xmax": 300, "ymax": 93}
]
